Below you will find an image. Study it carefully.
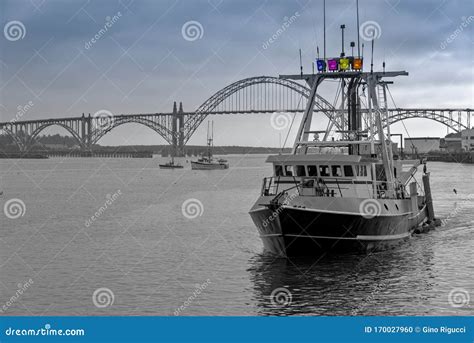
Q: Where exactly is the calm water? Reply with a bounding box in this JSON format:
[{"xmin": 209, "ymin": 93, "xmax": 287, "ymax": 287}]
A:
[{"xmin": 0, "ymin": 156, "xmax": 472, "ymax": 316}]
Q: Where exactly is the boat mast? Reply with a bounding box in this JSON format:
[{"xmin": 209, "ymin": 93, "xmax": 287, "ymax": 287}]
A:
[
  {"xmin": 292, "ymin": 76, "xmax": 322, "ymax": 154},
  {"xmin": 367, "ymin": 74, "xmax": 395, "ymax": 197}
]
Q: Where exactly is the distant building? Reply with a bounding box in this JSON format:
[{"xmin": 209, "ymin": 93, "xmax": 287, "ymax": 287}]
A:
[
  {"xmin": 441, "ymin": 132, "xmax": 463, "ymax": 153},
  {"xmin": 404, "ymin": 137, "xmax": 440, "ymax": 155},
  {"xmin": 359, "ymin": 142, "xmax": 398, "ymax": 156},
  {"xmin": 461, "ymin": 128, "xmax": 474, "ymax": 151}
]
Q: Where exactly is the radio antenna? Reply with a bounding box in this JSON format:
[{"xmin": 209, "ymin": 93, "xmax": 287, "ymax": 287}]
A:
[
  {"xmin": 299, "ymin": 48, "xmax": 303, "ymax": 76},
  {"xmin": 370, "ymin": 35, "xmax": 375, "ymax": 73},
  {"xmin": 340, "ymin": 24, "xmax": 346, "ymax": 57},
  {"xmin": 356, "ymin": 0, "xmax": 360, "ymax": 57},
  {"xmin": 323, "ymin": 0, "xmax": 326, "ymax": 60}
]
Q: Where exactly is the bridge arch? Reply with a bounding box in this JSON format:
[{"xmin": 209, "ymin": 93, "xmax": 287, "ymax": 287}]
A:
[
  {"xmin": 0, "ymin": 124, "xmax": 27, "ymax": 150},
  {"xmin": 27, "ymin": 122, "xmax": 85, "ymax": 148},
  {"xmin": 385, "ymin": 110, "xmax": 468, "ymax": 133},
  {"xmin": 183, "ymin": 76, "xmax": 338, "ymax": 143},
  {"xmin": 90, "ymin": 115, "xmax": 174, "ymax": 145}
]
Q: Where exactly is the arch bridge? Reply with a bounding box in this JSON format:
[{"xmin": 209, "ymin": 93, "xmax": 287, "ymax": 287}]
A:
[{"xmin": 0, "ymin": 76, "xmax": 471, "ymax": 152}]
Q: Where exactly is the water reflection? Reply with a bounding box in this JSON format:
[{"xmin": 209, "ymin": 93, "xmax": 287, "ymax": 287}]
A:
[{"xmin": 248, "ymin": 238, "xmax": 437, "ymax": 316}]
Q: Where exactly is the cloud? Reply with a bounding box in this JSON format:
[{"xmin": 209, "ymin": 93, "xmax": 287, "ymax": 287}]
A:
[{"xmin": 0, "ymin": 0, "xmax": 472, "ymax": 145}]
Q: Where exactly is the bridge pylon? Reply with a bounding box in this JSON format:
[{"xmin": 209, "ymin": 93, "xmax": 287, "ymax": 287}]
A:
[
  {"xmin": 178, "ymin": 102, "xmax": 185, "ymax": 157},
  {"xmin": 170, "ymin": 101, "xmax": 185, "ymax": 157},
  {"xmin": 80, "ymin": 113, "xmax": 92, "ymax": 151}
]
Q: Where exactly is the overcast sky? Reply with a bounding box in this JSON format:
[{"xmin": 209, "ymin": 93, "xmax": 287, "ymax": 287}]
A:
[{"xmin": 0, "ymin": 0, "xmax": 473, "ymax": 147}]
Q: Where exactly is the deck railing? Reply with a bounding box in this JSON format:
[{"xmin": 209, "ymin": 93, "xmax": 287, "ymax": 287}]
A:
[{"xmin": 261, "ymin": 176, "xmax": 407, "ymax": 199}]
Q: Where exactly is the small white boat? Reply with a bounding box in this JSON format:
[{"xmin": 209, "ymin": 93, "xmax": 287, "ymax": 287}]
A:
[
  {"xmin": 191, "ymin": 121, "xmax": 229, "ymax": 170},
  {"xmin": 159, "ymin": 156, "xmax": 183, "ymax": 169}
]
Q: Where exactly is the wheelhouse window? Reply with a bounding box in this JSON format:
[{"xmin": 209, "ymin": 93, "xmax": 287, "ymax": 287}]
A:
[
  {"xmin": 356, "ymin": 165, "xmax": 368, "ymax": 177},
  {"xmin": 319, "ymin": 165, "xmax": 330, "ymax": 177},
  {"xmin": 284, "ymin": 165, "xmax": 293, "ymax": 176},
  {"xmin": 274, "ymin": 165, "xmax": 283, "ymax": 176},
  {"xmin": 331, "ymin": 165, "xmax": 342, "ymax": 177},
  {"xmin": 295, "ymin": 165, "xmax": 306, "ymax": 176},
  {"xmin": 343, "ymin": 165, "xmax": 354, "ymax": 177},
  {"xmin": 307, "ymin": 165, "xmax": 318, "ymax": 176}
]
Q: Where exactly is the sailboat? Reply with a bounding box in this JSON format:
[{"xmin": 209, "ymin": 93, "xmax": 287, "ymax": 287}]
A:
[
  {"xmin": 159, "ymin": 155, "xmax": 184, "ymax": 169},
  {"xmin": 249, "ymin": 17, "xmax": 439, "ymax": 256},
  {"xmin": 191, "ymin": 121, "xmax": 229, "ymax": 170}
]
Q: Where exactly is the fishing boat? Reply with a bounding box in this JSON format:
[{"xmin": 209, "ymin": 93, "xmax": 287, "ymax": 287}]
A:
[
  {"xmin": 191, "ymin": 121, "xmax": 229, "ymax": 170},
  {"xmin": 249, "ymin": 21, "xmax": 439, "ymax": 256},
  {"xmin": 159, "ymin": 156, "xmax": 183, "ymax": 169}
]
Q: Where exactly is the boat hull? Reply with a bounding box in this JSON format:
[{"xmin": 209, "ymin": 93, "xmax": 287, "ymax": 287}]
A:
[
  {"xmin": 249, "ymin": 196, "xmax": 427, "ymax": 256},
  {"xmin": 191, "ymin": 161, "xmax": 229, "ymax": 170},
  {"xmin": 159, "ymin": 165, "xmax": 184, "ymax": 169}
]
